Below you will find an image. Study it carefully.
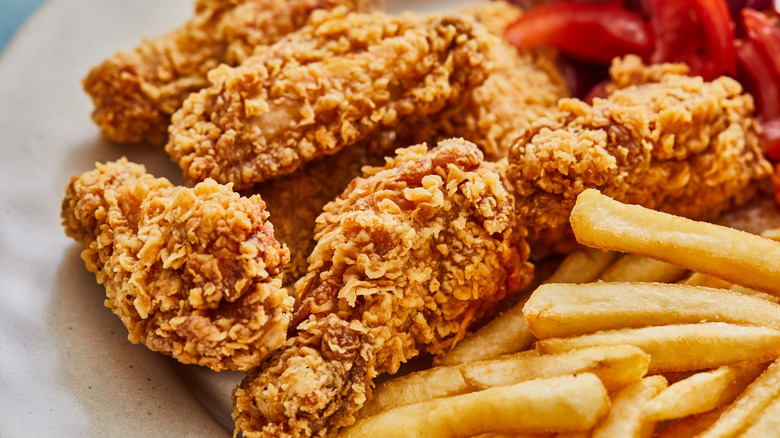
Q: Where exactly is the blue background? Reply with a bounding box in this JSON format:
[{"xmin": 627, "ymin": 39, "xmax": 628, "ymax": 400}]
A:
[{"xmin": 1, "ymin": 0, "xmax": 48, "ymax": 52}]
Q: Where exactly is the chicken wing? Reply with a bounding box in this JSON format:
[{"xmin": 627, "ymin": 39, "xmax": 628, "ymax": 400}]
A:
[
  {"xmin": 61, "ymin": 159, "xmax": 292, "ymax": 371},
  {"xmin": 507, "ymin": 55, "xmax": 773, "ymax": 254},
  {"xmin": 83, "ymin": 0, "xmax": 379, "ymax": 146},
  {"xmin": 232, "ymin": 138, "xmax": 533, "ymax": 437},
  {"xmin": 164, "ymin": 10, "xmax": 496, "ymax": 189}
]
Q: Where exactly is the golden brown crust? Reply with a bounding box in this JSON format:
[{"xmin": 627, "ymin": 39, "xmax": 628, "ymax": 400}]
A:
[
  {"xmin": 507, "ymin": 56, "xmax": 773, "ymax": 252},
  {"xmin": 83, "ymin": 0, "xmax": 375, "ymax": 145},
  {"xmin": 232, "ymin": 139, "xmax": 533, "ymax": 437},
  {"xmin": 232, "ymin": 315, "xmax": 374, "ymax": 438},
  {"xmin": 61, "ymin": 159, "xmax": 292, "ymax": 371},
  {"xmin": 295, "ymin": 138, "xmax": 532, "ymax": 373},
  {"xmin": 165, "ymin": 10, "xmax": 495, "ymax": 188}
]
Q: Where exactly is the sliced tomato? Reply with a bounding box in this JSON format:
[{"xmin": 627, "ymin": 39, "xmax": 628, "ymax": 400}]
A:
[
  {"xmin": 647, "ymin": 0, "xmax": 736, "ymax": 80},
  {"xmin": 761, "ymin": 118, "xmax": 780, "ymax": 161},
  {"xmin": 503, "ymin": 2, "xmax": 652, "ymax": 64},
  {"xmin": 742, "ymin": 9, "xmax": 780, "ymax": 80},
  {"xmin": 737, "ymin": 39, "xmax": 780, "ymax": 120}
]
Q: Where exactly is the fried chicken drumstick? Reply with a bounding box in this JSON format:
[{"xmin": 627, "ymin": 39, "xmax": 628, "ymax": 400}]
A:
[
  {"xmin": 61, "ymin": 159, "xmax": 292, "ymax": 371},
  {"xmin": 507, "ymin": 56, "xmax": 773, "ymax": 253},
  {"xmin": 83, "ymin": 0, "xmax": 379, "ymax": 146},
  {"xmin": 165, "ymin": 10, "xmax": 496, "ymax": 189},
  {"xmin": 232, "ymin": 139, "xmax": 533, "ymax": 437}
]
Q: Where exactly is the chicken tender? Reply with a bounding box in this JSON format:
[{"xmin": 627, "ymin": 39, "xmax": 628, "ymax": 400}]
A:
[
  {"xmin": 165, "ymin": 10, "xmax": 495, "ymax": 189},
  {"xmin": 507, "ymin": 55, "xmax": 773, "ymax": 253},
  {"xmin": 83, "ymin": 0, "xmax": 378, "ymax": 145},
  {"xmin": 232, "ymin": 138, "xmax": 533, "ymax": 437},
  {"xmin": 61, "ymin": 159, "xmax": 292, "ymax": 371}
]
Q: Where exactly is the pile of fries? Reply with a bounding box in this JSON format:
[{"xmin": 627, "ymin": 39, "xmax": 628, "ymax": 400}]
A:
[{"xmin": 339, "ymin": 189, "xmax": 780, "ymax": 437}]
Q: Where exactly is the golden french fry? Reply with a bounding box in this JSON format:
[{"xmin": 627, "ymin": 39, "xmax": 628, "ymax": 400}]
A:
[
  {"xmin": 472, "ymin": 433, "xmax": 553, "ymax": 438},
  {"xmin": 598, "ymin": 254, "xmax": 686, "ymax": 283},
  {"xmin": 536, "ymin": 323, "xmax": 780, "ymax": 373},
  {"xmin": 591, "ymin": 375, "xmax": 667, "ymax": 438},
  {"xmin": 738, "ymin": 393, "xmax": 780, "ymax": 438},
  {"xmin": 654, "ymin": 407, "xmax": 727, "ymax": 438},
  {"xmin": 698, "ymin": 359, "xmax": 780, "ymax": 438},
  {"xmin": 545, "ymin": 248, "xmax": 618, "ymax": 284},
  {"xmin": 682, "ymin": 272, "xmax": 733, "ymax": 289},
  {"xmin": 554, "ymin": 432, "xmax": 591, "ymax": 438},
  {"xmin": 358, "ymin": 363, "xmax": 471, "ymax": 418},
  {"xmin": 523, "ymin": 282, "xmax": 780, "ymax": 339},
  {"xmin": 569, "ymin": 189, "xmax": 780, "ymax": 295},
  {"xmin": 340, "ymin": 374, "xmax": 610, "ymax": 438},
  {"xmin": 730, "ymin": 285, "xmax": 780, "ymax": 304},
  {"xmin": 460, "ymin": 345, "xmax": 649, "ymax": 393},
  {"xmin": 761, "ymin": 228, "xmax": 780, "ymax": 242},
  {"xmin": 644, "ymin": 362, "xmax": 767, "ymax": 421},
  {"xmin": 434, "ymin": 298, "xmax": 534, "ymax": 366}
]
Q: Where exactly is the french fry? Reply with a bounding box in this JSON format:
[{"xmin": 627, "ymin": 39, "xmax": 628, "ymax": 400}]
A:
[
  {"xmin": 460, "ymin": 345, "xmax": 649, "ymax": 392},
  {"xmin": 644, "ymin": 362, "xmax": 767, "ymax": 421},
  {"xmin": 761, "ymin": 228, "xmax": 780, "ymax": 242},
  {"xmin": 697, "ymin": 359, "xmax": 780, "ymax": 438},
  {"xmin": 535, "ymin": 323, "xmax": 780, "ymax": 373},
  {"xmin": 738, "ymin": 393, "xmax": 780, "ymax": 438},
  {"xmin": 340, "ymin": 374, "xmax": 610, "ymax": 438},
  {"xmin": 730, "ymin": 284, "xmax": 780, "ymax": 304},
  {"xmin": 591, "ymin": 375, "xmax": 667, "ymax": 438},
  {"xmin": 654, "ymin": 407, "xmax": 728, "ymax": 438},
  {"xmin": 434, "ymin": 298, "xmax": 534, "ymax": 366},
  {"xmin": 358, "ymin": 363, "xmax": 471, "ymax": 418},
  {"xmin": 598, "ymin": 254, "xmax": 686, "ymax": 283},
  {"xmin": 569, "ymin": 189, "xmax": 780, "ymax": 295},
  {"xmin": 682, "ymin": 272, "xmax": 733, "ymax": 289},
  {"xmin": 523, "ymin": 282, "xmax": 780, "ymax": 339},
  {"xmin": 544, "ymin": 248, "xmax": 618, "ymax": 284}
]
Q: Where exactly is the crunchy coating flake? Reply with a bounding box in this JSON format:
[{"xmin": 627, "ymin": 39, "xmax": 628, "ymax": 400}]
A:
[
  {"xmin": 83, "ymin": 0, "xmax": 378, "ymax": 145},
  {"xmin": 165, "ymin": 10, "xmax": 495, "ymax": 188},
  {"xmin": 232, "ymin": 314, "xmax": 374, "ymax": 438},
  {"xmin": 387, "ymin": 1, "xmax": 568, "ymax": 160},
  {"xmin": 507, "ymin": 56, "xmax": 773, "ymax": 253},
  {"xmin": 231, "ymin": 139, "xmax": 533, "ymax": 438},
  {"xmin": 61, "ymin": 159, "xmax": 292, "ymax": 371}
]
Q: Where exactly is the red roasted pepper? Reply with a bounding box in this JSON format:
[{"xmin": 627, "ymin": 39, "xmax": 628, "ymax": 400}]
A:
[{"xmin": 503, "ymin": 1, "xmax": 652, "ymax": 65}]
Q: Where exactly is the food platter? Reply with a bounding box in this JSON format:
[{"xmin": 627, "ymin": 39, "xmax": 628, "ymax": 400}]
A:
[{"xmin": 0, "ymin": 0, "xmax": 472, "ymax": 435}]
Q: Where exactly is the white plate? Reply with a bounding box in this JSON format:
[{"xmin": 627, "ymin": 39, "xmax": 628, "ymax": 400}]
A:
[{"xmin": 0, "ymin": 0, "xmax": 475, "ymax": 436}]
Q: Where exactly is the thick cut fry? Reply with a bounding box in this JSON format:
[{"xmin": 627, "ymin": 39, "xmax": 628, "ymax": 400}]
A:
[
  {"xmin": 739, "ymin": 394, "xmax": 780, "ymax": 437},
  {"xmin": 591, "ymin": 375, "xmax": 667, "ymax": 438},
  {"xmin": 461, "ymin": 345, "xmax": 649, "ymax": 392},
  {"xmin": 536, "ymin": 323, "xmax": 780, "ymax": 373},
  {"xmin": 358, "ymin": 364, "xmax": 470, "ymax": 418},
  {"xmin": 683, "ymin": 272, "xmax": 733, "ymax": 289},
  {"xmin": 340, "ymin": 374, "xmax": 610, "ymax": 438},
  {"xmin": 523, "ymin": 282, "xmax": 780, "ymax": 339},
  {"xmin": 570, "ymin": 189, "xmax": 780, "ymax": 295},
  {"xmin": 730, "ymin": 285, "xmax": 780, "ymax": 304},
  {"xmin": 655, "ymin": 407, "xmax": 727, "ymax": 438},
  {"xmin": 644, "ymin": 362, "xmax": 767, "ymax": 421},
  {"xmin": 761, "ymin": 228, "xmax": 780, "ymax": 241},
  {"xmin": 434, "ymin": 299, "xmax": 534, "ymax": 366},
  {"xmin": 545, "ymin": 248, "xmax": 619, "ymax": 284},
  {"xmin": 698, "ymin": 359, "xmax": 780, "ymax": 438},
  {"xmin": 598, "ymin": 254, "xmax": 686, "ymax": 283}
]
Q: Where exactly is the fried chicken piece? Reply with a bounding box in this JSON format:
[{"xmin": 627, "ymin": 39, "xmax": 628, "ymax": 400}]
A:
[
  {"xmin": 507, "ymin": 55, "xmax": 773, "ymax": 254},
  {"xmin": 232, "ymin": 139, "xmax": 533, "ymax": 437},
  {"xmin": 165, "ymin": 10, "xmax": 495, "ymax": 189},
  {"xmin": 61, "ymin": 158, "xmax": 292, "ymax": 371},
  {"xmin": 244, "ymin": 140, "xmax": 388, "ymax": 284},
  {"xmin": 83, "ymin": 0, "xmax": 379, "ymax": 146},
  {"xmin": 373, "ymin": 1, "xmax": 568, "ymax": 161}
]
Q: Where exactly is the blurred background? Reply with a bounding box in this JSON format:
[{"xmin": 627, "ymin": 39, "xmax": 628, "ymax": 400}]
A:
[{"xmin": 1, "ymin": 0, "xmax": 48, "ymax": 52}]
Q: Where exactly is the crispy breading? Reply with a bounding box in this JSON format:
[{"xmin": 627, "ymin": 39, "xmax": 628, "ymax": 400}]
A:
[
  {"xmin": 165, "ymin": 10, "xmax": 495, "ymax": 189},
  {"xmin": 244, "ymin": 141, "xmax": 388, "ymax": 285},
  {"xmin": 507, "ymin": 56, "xmax": 773, "ymax": 253},
  {"xmin": 83, "ymin": 0, "xmax": 378, "ymax": 145},
  {"xmin": 61, "ymin": 159, "xmax": 292, "ymax": 371},
  {"xmin": 232, "ymin": 314, "xmax": 374, "ymax": 438},
  {"xmin": 232, "ymin": 139, "xmax": 533, "ymax": 437},
  {"xmin": 378, "ymin": 1, "xmax": 569, "ymax": 160}
]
